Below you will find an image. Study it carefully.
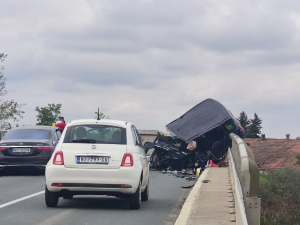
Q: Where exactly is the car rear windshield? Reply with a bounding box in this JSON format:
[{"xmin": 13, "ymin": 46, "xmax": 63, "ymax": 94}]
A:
[
  {"xmin": 4, "ymin": 129, "xmax": 50, "ymax": 140},
  {"xmin": 63, "ymin": 125, "xmax": 127, "ymax": 144}
]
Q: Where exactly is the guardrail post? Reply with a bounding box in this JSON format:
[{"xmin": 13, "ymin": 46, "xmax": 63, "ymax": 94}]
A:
[
  {"xmin": 229, "ymin": 133, "xmax": 261, "ymax": 225},
  {"xmin": 245, "ymin": 197, "xmax": 261, "ymax": 225}
]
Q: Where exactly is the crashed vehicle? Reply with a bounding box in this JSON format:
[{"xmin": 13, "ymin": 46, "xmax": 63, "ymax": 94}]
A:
[{"xmin": 145, "ymin": 98, "xmax": 244, "ymax": 171}]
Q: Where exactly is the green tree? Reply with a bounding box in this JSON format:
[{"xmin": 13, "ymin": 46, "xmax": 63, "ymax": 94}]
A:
[
  {"xmin": 0, "ymin": 53, "xmax": 25, "ymax": 130},
  {"xmin": 35, "ymin": 103, "xmax": 62, "ymax": 125},
  {"xmin": 246, "ymin": 113, "xmax": 262, "ymax": 138},
  {"xmin": 237, "ymin": 111, "xmax": 250, "ymax": 135},
  {"xmin": 94, "ymin": 111, "xmax": 109, "ymax": 119}
]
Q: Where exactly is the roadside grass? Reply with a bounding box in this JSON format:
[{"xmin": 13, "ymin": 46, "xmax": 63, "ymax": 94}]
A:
[
  {"xmin": 259, "ymin": 167, "xmax": 300, "ymax": 225},
  {"xmin": 259, "ymin": 172, "xmax": 269, "ymax": 185}
]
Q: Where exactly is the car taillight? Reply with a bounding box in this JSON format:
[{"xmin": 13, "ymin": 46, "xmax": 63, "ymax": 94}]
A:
[
  {"xmin": 120, "ymin": 184, "xmax": 132, "ymax": 188},
  {"xmin": 35, "ymin": 146, "xmax": 55, "ymax": 151},
  {"xmin": 238, "ymin": 125, "xmax": 243, "ymax": 132},
  {"xmin": 0, "ymin": 147, "xmax": 8, "ymax": 151},
  {"xmin": 51, "ymin": 183, "xmax": 63, "ymax": 186},
  {"xmin": 121, "ymin": 153, "xmax": 133, "ymax": 166},
  {"xmin": 53, "ymin": 151, "xmax": 64, "ymax": 165}
]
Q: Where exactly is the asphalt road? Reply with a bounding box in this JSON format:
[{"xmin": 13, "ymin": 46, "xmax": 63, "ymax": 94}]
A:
[{"xmin": 0, "ymin": 169, "xmax": 192, "ymax": 225}]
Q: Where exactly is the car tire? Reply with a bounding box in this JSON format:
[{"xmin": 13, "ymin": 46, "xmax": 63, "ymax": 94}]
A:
[
  {"xmin": 141, "ymin": 179, "xmax": 149, "ymax": 201},
  {"xmin": 45, "ymin": 186, "xmax": 59, "ymax": 207},
  {"xmin": 129, "ymin": 181, "xmax": 141, "ymax": 209}
]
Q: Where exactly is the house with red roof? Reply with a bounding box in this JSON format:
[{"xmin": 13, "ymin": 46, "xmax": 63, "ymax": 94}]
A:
[{"xmin": 244, "ymin": 134, "xmax": 300, "ymax": 169}]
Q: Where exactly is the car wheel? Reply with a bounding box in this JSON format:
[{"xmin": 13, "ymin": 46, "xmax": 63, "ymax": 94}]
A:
[
  {"xmin": 45, "ymin": 186, "xmax": 59, "ymax": 207},
  {"xmin": 141, "ymin": 179, "xmax": 149, "ymax": 201},
  {"xmin": 129, "ymin": 181, "xmax": 141, "ymax": 209}
]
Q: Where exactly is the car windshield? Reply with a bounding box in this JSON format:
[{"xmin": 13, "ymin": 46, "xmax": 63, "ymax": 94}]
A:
[
  {"xmin": 63, "ymin": 125, "xmax": 127, "ymax": 145},
  {"xmin": 4, "ymin": 129, "xmax": 50, "ymax": 140}
]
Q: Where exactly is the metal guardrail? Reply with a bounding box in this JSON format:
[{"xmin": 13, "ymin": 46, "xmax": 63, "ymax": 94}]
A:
[{"xmin": 228, "ymin": 133, "xmax": 261, "ymax": 225}]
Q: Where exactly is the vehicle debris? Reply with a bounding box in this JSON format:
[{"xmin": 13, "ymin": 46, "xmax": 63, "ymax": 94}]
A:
[
  {"xmin": 181, "ymin": 184, "xmax": 195, "ymax": 189},
  {"xmin": 144, "ymin": 98, "xmax": 244, "ymax": 174}
]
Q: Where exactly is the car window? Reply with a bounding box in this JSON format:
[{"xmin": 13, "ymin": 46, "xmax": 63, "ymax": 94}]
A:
[
  {"xmin": 3, "ymin": 129, "xmax": 50, "ymax": 140},
  {"xmin": 135, "ymin": 129, "xmax": 143, "ymax": 147},
  {"xmin": 223, "ymin": 119, "xmax": 237, "ymax": 132},
  {"xmin": 131, "ymin": 126, "xmax": 142, "ymax": 147},
  {"xmin": 63, "ymin": 125, "xmax": 127, "ymax": 144},
  {"xmin": 131, "ymin": 127, "xmax": 138, "ymax": 145}
]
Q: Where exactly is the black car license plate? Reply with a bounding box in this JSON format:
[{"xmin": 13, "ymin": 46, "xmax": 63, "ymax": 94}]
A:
[{"xmin": 12, "ymin": 148, "xmax": 31, "ymax": 153}]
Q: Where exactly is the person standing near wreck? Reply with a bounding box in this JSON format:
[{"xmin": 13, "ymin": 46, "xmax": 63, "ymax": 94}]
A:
[
  {"xmin": 55, "ymin": 116, "xmax": 66, "ymax": 131},
  {"xmin": 187, "ymin": 138, "xmax": 208, "ymax": 174}
]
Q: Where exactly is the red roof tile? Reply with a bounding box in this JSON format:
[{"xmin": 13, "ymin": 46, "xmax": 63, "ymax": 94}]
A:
[{"xmin": 243, "ymin": 138, "xmax": 300, "ymax": 169}]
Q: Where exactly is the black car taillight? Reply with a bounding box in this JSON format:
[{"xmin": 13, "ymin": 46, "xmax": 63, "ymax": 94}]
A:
[
  {"xmin": 0, "ymin": 147, "xmax": 8, "ymax": 151},
  {"xmin": 35, "ymin": 146, "xmax": 55, "ymax": 151}
]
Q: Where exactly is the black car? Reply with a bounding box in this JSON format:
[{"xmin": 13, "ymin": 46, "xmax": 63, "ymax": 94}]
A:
[
  {"xmin": 0, "ymin": 126, "xmax": 62, "ymax": 173},
  {"xmin": 146, "ymin": 98, "xmax": 245, "ymax": 171}
]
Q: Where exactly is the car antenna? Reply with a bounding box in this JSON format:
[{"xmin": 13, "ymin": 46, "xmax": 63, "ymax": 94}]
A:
[{"xmin": 97, "ymin": 107, "xmax": 100, "ymax": 120}]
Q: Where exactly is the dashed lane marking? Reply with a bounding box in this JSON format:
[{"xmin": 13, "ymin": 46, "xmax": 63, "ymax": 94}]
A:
[{"xmin": 0, "ymin": 191, "xmax": 45, "ymax": 209}]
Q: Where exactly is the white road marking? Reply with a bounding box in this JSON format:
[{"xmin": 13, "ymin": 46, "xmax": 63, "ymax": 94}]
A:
[
  {"xmin": 36, "ymin": 209, "xmax": 76, "ymax": 225},
  {"xmin": 0, "ymin": 191, "xmax": 45, "ymax": 209}
]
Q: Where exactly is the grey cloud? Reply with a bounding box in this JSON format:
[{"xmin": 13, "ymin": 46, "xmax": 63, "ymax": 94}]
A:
[
  {"xmin": 252, "ymin": 51, "xmax": 300, "ymax": 66},
  {"xmin": 35, "ymin": 0, "xmax": 299, "ymax": 60},
  {"xmin": 3, "ymin": 0, "xmax": 300, "ymax": 138}
]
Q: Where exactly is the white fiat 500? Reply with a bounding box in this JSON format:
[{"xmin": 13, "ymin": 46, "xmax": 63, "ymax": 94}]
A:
[{"xmin": 45, "ymin": 119, "xmax": 149, "ymax": 209}]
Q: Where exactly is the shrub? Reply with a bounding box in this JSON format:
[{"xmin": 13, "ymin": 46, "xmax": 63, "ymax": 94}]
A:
[{"xmin": 259, "ymin": 167, "xmax": 300, "ymax": 225}]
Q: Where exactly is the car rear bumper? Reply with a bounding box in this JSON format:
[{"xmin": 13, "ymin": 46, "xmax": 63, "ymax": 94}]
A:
[
  {"xmin": 0, "ymin": 157, "xmax": 50, "ymax": 168},
  {"xmin": 45, "ymin": 165, "xmax": 141, "ymax": 194},
  {"xmin": 0, "ymin": 150, "xmax": 52, "ymax": 167},
  {"xmin": 0, "ymin": 164, "xmax": 46, "ymax": 169}
]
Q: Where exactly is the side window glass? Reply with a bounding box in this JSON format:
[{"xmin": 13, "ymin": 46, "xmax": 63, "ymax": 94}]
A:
[
  {"xmin": 135, "ymin": 128, "xmax": 143, "ymax": 147},
  {"xmin": 224, "ymin": 120, "xmax": 236, "ymax": 132},
  {"xmin": 132, "ymin": 126, "xmax": 142, "ymax": 147},
  {"xmin": 131, "ymin": 127, "xmax": 138, "ymax": 145}
]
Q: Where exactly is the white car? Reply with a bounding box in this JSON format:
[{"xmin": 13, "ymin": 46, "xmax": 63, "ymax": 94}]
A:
[{"xmin": 45, "ymin": 119, "xmax": 149, "ymax": 209}]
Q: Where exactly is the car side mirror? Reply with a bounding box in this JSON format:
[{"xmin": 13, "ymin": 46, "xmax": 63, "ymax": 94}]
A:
[
  {"xmin": 144, "ymin": 142, "xmax": 155, "ymax": 150},
  {"xmin": 146, "ymin": 155, "xmax": 151, "ymax": 163}
]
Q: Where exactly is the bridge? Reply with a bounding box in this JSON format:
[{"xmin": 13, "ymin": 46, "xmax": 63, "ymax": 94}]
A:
[{"xmin": 175, "ymin": 133, "xmax": 261, "ymax": 225}]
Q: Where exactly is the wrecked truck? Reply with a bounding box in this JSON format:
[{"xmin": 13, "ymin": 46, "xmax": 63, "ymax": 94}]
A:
[{"xmin": 145, "ymin": 98, "xmax": 244, "ymax": 171}]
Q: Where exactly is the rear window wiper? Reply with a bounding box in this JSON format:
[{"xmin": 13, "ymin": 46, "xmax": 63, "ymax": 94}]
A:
[{"xmin": 72, "ymin": 139, "xmax": 96, "ymax": 143}]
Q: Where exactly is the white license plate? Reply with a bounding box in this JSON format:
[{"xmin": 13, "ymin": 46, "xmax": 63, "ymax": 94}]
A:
[
  {"xmin": 77, "ymin": 156, "xmax": 109, "ymax": 164},
  {"xmin": 12, "ymin": 148, "xmax": 31, "ymax": 153}
]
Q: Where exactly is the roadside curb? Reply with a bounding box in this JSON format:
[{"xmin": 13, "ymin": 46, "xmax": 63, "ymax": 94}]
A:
[{"xmin": 174, "ymin": 168, "xmax": 210, "ymax": 225}]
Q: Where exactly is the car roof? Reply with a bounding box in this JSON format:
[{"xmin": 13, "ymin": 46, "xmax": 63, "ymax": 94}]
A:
[
  {"xmin": 8, "ymin": 125, "xmax": 55, "ymax": 131},
  {"xmin": 67, "ymin": 119, "xmax": 129, "ymax": 128},
  {"xmin": 166, "ymin": 98, "xmax": 233, "ymax": 142}
]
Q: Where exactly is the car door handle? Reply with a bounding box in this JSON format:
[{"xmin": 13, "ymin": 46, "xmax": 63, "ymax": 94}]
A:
[{"xmin": 142, "ymin": 157, "xmax": 146, "ymax": 159}]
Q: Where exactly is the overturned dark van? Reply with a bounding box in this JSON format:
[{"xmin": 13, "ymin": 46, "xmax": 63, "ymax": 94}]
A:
[{"xmin": 146, "ymin": 98, "xmax": 244, "ymax": 171}]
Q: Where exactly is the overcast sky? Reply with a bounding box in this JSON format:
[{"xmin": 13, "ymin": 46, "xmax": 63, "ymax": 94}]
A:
[{"xmin": 1, "ymin": 0, "xmax": 300, "ymax": 139}]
